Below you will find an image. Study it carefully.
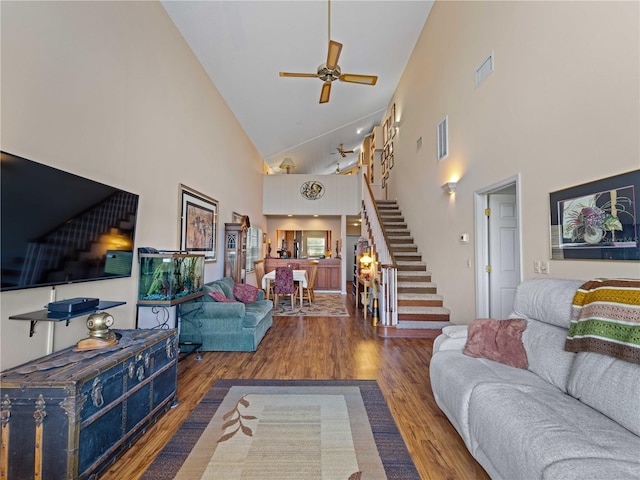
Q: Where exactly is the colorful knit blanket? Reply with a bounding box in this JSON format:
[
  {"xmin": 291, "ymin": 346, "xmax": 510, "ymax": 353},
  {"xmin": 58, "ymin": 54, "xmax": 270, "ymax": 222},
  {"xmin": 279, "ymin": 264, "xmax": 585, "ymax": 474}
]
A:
[{"xmin": 565, "ymin": 278, "xmax": 640, "ymax": 364}]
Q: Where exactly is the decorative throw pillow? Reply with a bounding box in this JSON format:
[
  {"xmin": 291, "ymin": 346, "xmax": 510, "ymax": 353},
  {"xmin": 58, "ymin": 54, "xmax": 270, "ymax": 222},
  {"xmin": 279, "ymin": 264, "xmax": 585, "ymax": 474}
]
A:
[
  {"xmin": 209, "ymin": 291, "xmax": 237, "ymax": 303},
  {"xmin": 204, "ymin": 283, "xmax": 225, "ymax": 301},
  {"xmin": 463, "ymin": 318, "xmax": 528, "ymax": 369},
  {"xmin": 233, "ymin": 283, "xmax": 259, "ymax": 303}
]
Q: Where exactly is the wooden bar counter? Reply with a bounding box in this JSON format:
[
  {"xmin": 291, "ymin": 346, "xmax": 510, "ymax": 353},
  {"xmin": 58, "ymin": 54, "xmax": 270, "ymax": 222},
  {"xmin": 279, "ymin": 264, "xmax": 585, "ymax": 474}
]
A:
[{"xmin": 264, "ymin": 258, "xmax": 342, "ymax": 291}]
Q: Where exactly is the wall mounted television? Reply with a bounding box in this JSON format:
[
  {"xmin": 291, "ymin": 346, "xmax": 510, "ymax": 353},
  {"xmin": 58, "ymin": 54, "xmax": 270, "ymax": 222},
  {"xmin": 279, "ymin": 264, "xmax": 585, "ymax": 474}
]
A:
[{"xmin": 1, "ymin": 151, "xmax": 139, "ymax": 292}]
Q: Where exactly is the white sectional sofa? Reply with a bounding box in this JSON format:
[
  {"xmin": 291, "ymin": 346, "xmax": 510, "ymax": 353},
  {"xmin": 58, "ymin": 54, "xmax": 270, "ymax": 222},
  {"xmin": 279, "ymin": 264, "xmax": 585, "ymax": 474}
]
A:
[{"xmin": 430, "ymin": 278, "xmax": 640, "ymax": 480}]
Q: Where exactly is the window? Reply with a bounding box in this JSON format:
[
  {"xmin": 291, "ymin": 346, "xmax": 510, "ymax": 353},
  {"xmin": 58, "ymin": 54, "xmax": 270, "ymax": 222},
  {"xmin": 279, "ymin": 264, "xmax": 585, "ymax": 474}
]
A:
[
  {"xmin": 437, "ymin": 116, "xmax": 448, "ymax": 162},
  {"xmin": 245, "ymin": 226, "xmax": 262, "ymax": 273},
  {"xmin": 306, "ymin": 236, "xmax": 326, "ymax": 257}
]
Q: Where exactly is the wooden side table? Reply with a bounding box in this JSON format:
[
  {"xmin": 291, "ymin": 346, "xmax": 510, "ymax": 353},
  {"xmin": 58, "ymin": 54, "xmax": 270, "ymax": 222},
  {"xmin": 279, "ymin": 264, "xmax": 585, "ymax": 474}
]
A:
[{"xmin": 355, "ymin": 277, "xmax": 372, "ymax": 315}]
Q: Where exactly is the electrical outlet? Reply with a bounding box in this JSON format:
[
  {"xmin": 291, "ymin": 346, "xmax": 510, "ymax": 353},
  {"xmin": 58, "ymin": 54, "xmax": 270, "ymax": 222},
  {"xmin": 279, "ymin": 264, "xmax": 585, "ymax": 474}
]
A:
[
  {"xmin": 533, "ymin": 260, "xmax": 541, "ymax": 274},
  {"xmin": 540, "ymin": 261, "xmax": 550, "ymax": 275}
]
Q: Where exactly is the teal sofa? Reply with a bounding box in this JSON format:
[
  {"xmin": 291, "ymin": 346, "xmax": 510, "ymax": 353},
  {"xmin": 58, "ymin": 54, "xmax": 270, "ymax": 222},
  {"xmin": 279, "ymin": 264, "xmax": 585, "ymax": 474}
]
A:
[{"xmin": 178, "ymin": 277, "xmax": 273, "ymax": 352}]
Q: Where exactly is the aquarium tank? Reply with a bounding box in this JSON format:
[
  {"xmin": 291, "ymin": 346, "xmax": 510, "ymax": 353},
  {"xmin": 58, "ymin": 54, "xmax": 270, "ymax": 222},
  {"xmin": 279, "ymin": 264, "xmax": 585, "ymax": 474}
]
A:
[{"xmin": 138, "ymin": 253, "xmax": 204, "ymax": 305}]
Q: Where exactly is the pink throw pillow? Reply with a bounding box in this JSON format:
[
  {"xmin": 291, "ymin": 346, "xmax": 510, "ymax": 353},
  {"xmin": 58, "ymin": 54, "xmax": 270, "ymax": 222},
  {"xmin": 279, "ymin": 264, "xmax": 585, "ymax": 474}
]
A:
[
  {"xmin": 233, "ymin": 283, "xmax": 259, "ymax": 303},
  {"xmin": 209, "ymin": 291, "xmax": 237, "ymax": 303},
  {"xmin": 463, "ymin": 318, "xmax": 528, "ymax": 369}
]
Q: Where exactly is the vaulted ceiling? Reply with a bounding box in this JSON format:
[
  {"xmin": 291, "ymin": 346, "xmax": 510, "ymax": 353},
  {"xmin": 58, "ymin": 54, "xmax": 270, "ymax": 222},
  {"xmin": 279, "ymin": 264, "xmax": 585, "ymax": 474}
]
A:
[{"xmin": 162, "ymin": 1, "xmax": 433, "ymax": 174}]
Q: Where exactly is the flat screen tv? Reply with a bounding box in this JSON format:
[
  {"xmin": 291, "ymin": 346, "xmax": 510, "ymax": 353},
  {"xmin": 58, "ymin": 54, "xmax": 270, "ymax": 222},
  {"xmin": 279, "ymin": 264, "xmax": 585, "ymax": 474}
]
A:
[{"xmin": 1, "ymin": 151, "xmax": 139, "ymax": 291}]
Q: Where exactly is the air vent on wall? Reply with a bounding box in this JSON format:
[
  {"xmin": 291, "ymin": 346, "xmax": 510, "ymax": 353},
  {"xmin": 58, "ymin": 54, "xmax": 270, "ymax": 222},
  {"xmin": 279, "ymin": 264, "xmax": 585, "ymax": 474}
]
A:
[{"xmin": 475, "ymin": 52, "xmax": 494, "ymax": 87}]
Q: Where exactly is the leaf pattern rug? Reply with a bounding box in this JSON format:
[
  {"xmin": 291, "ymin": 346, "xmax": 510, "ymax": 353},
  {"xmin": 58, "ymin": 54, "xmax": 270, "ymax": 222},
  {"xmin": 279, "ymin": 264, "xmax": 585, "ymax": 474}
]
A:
[
  {"xmin": 271, "ymin": 293, "xmax": 349, "ymax": 317},
  {"xmin": 141, "ymin": 380, "xmax": 419, "ymax": 480}
]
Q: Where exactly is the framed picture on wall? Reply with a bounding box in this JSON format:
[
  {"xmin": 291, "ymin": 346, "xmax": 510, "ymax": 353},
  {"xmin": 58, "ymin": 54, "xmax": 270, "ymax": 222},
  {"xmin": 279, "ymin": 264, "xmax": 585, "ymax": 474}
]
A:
[
  {"xmin": 383, "ymin": 118, "xmax": 388, "ymax": 146},
  {"xmin": 391, "ymin": 103, "xmax": 397, "ymax": 138},
  {"xmin": 549, "ymin": 170, "xmax": 639, "ymax": 260},
  {"xmin": 179, "ymin": 184, "xmax": 218, "ymax": 261}
]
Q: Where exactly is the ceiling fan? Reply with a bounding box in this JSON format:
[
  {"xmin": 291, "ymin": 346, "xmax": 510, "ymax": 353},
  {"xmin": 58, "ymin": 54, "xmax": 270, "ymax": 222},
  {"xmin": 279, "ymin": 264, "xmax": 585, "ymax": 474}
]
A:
[
  {"xmin": 336, "ymin": 143, "xmax": 354, "ymax": 157},
  {"xmin": 334, "ymin": 160, "xmax": 357, "ymax": 175},
  {"xmin": 279, "ymin": 0, "xmax": 378, "ymax": 104}
]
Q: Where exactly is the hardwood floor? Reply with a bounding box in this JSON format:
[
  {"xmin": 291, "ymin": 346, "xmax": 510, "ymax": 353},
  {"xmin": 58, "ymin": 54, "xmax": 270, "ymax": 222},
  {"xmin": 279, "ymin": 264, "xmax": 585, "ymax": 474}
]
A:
[{"xmin": 100, "ymin": 291, "xmax": 489, "ymax": 480}]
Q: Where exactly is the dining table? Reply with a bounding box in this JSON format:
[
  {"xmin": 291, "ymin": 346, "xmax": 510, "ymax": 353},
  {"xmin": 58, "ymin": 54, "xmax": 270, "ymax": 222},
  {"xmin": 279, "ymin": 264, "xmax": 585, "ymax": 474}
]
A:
[{"xmin": 262, "ymin": 269, "xmax": 308, "ymax": 308}]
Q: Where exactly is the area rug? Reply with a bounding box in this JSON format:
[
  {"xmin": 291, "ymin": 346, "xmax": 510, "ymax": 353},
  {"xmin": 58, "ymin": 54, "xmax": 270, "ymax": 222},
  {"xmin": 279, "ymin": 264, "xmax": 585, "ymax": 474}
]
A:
[
  {"xmin": 272, "ymin": 293, "xmax": 349, "ymax": 317},
  {"xmin": 142, "ymin": 380, "xmax": 419, "ymax": 479}
]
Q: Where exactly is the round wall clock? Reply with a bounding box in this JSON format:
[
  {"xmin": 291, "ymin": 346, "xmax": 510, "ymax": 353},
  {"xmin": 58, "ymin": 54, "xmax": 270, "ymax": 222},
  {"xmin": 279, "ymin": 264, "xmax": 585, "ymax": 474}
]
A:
[{"xmin": 300, "ymin": 181, "xmax": 325, "ymax": 200}]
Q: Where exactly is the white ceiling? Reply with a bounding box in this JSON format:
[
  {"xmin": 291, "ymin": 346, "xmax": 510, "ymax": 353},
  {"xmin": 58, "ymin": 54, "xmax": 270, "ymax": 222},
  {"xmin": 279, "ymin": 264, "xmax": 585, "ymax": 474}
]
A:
[{"xmin": 162, "ymin": 1, "xmax": 433, "ymax": 174}]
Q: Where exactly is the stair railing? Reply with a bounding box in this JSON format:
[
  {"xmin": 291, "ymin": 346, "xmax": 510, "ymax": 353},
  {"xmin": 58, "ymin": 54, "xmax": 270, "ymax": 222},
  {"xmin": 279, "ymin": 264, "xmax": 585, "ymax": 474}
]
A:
[{"xmin": 362, "ymin": 176, "xmax": 398, "ymax": 326}]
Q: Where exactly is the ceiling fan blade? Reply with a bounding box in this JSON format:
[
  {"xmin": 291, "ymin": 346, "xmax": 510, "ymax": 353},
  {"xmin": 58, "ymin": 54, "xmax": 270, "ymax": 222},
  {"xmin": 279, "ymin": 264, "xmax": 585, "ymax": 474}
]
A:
[
  {"xmin": 326, "ymin": 40, "xmax": 343, "ymax": 70},
  {"xmin": 319, "ymin": 81, "xmax": 332, "ymax": 103},
  {"xmin": 279, "ymin": 72, "xmax": 320, "ymax": 78},
  {"xmin": 339, "ymin": 73, "xmax": 378, "ymax": 85}
]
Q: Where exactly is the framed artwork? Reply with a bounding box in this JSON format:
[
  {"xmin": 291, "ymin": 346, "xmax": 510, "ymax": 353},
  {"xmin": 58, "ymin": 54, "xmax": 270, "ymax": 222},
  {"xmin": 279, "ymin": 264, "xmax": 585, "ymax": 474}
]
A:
[
  {"xmin": 383, "ymin": 118, "xmax": 388, "ymax": 146},
  {"xmin": 300, "ymin": 180, "xmax": 325, "ymax": 200},
  {"xmin": 391, "ymin": 103, "xmax": 396, "ymax": 138},
  {"xmin": 179, "ymin": 184, "xmax": 218, "ymax": 261},
  {"xmin": 549, "ymin": 170, "xmax": 639, "ymax": 260}
]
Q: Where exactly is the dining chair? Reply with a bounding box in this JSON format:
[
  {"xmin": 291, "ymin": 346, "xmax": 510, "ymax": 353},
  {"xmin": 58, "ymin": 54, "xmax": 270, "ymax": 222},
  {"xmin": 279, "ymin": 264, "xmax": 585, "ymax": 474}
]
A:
[
  {"xmin": 253, "ymin": 259, "xmax": 267, "ymax": 298},
  {"xmin": 303, "ymin": 260, "xmax": 319, "ymax": 305},
  {"xmin": 274, "ymin": 266, "xmax": 298, "ymax": 309},
  {"xmin": 286, "ymin": 262, "xmax": 300, "ymax": 270}
]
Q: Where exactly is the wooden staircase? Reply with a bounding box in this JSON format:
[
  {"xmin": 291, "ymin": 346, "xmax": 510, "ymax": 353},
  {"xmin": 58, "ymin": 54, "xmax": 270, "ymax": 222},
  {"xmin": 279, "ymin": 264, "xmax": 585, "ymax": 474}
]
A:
[{"xmin": 375, "ymin": 199, "xmax": 451, "ymax": 338}]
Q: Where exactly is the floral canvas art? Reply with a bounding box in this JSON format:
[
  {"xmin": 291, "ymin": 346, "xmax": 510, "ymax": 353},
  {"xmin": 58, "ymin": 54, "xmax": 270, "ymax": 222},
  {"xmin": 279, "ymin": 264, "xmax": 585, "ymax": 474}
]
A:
[{"xmin": 550, "ymin": 170, "xmax": 639, "ymax": 260}]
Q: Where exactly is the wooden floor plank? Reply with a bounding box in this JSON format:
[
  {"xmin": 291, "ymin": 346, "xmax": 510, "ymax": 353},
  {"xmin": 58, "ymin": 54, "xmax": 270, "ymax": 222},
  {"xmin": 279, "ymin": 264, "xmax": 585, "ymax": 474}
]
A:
[{"xmin": 99, "ymin": 291, "xmax": 489, "ymax": 480}]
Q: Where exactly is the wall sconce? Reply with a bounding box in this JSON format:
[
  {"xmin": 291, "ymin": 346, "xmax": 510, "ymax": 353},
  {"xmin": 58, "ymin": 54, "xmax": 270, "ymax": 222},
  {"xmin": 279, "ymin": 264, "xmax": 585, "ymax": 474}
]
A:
[
  {"xmin": 279, "ymin": 157, "xmax": 296, "ymax": 174},
  {"xmin": 441, "ymin": 181, "xmax": 457, "ymax": 195},
  {"xmin": 392, "ymin": 121, "xmax": 400, "ymax": 130}
]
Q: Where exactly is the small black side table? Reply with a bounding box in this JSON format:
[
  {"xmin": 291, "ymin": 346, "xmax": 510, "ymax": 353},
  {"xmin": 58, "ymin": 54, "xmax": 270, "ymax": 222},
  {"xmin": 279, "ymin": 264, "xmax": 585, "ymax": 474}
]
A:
[{"xmin": 178, "ymin": 341, "xmax": 202, "ymax": 361}]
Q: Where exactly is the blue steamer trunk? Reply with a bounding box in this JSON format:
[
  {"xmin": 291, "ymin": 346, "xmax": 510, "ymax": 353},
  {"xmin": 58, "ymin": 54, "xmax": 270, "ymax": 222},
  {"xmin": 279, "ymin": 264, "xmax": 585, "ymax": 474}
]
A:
[{"xmin": 0, "ymin": 329, "xmax": 178, "ymax": 480}]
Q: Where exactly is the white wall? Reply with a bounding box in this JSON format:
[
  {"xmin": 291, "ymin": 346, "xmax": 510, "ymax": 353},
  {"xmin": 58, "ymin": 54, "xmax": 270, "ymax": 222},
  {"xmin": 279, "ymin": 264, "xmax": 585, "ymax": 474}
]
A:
[
  {"xmin": 386, "ymin": 1, "xmax": 640, "ymax": 324},
  {"xmin": 1, "ymin": 1, "xmax": 266, "ymax": 369},
  {"xmin": 263, "ymin": 173, "xmax": 361, "ymax": 215}
]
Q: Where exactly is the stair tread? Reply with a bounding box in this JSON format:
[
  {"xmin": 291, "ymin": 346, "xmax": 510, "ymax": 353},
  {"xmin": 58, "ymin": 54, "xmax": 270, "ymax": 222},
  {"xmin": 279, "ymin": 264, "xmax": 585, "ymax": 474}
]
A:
[
  {"xmin": 398, "ymin": 306, "xmax": 450, "ymax": 314},
  {"xmin": 397, "ymin": 293, "xmax": 442, "ymax": 300},
  {"xmin": 396, "ymin": 321, "xmax": 451, "ymax": 330},
  {"xmin": 398, "ymin": 270, "xmax": 431, "ymax": 284},
  {"xmin": 398, "ymin": 280, "xmax": 436, "ymax": 287}
]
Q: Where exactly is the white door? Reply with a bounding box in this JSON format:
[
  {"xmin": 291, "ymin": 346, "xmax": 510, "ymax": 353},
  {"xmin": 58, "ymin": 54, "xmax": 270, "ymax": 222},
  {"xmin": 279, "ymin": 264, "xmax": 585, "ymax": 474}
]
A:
[{"xmin": 488, "ymin": 193, "xmax": 520, "ymax": 318}]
